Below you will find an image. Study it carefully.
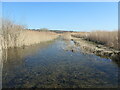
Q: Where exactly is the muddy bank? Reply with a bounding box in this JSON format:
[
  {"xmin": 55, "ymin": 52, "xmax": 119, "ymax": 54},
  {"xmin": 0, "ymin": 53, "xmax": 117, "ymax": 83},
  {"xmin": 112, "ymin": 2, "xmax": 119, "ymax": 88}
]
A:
[{"xmin": 70, "ymin": 36, "xmax": 120, "ymax": 61}]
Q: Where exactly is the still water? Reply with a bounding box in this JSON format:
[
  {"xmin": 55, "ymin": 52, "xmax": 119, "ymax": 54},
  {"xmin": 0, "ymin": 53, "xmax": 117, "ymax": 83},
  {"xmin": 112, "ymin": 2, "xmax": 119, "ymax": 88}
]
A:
[{"xmin": 2, "ymin": 38, "xmax": 119, "ymax": 88}]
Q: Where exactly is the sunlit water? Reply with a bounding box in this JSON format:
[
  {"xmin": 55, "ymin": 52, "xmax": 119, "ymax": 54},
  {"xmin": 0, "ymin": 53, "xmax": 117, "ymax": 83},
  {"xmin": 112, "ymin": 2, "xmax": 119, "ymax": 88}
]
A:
[{"xmin": 2, "ymin": 38, "xmax": 120, "ymax": 88}]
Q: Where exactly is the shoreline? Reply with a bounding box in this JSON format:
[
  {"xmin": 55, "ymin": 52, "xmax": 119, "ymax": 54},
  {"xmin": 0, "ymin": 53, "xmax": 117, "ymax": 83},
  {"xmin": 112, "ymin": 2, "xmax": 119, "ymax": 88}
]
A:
[{"xmin": 70, "ymin": 36, "xmax": 120, "ymax": 61}]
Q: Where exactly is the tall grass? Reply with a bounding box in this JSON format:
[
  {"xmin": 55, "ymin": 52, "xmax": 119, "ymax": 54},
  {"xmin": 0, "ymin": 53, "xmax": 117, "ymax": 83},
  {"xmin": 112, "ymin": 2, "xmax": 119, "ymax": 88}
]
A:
[
  {"xmin": 72, "ymin": 31, "xmax": 119, "ymax": 50},
  {"xmin": 0, "ymin": 19, "xmax": 58, "ymax": 49},
  {"xmin": 1, "ymin": 19, "xmax": 25, "ymax": 48},
  {"xmin": 62, "ymin": 32, "xmax": 71, "ymax": 40}
]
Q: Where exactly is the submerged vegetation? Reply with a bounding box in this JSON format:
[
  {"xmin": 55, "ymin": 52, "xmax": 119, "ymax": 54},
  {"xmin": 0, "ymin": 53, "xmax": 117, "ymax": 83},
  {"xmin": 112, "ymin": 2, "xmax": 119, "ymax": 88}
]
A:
[
  {"xmin": 2, "ymin": 36, "xmax": 119, "ymax": 88},
  {"xmin": 1, "ymin": 18, "xmax": 120, "ymax": 88}
]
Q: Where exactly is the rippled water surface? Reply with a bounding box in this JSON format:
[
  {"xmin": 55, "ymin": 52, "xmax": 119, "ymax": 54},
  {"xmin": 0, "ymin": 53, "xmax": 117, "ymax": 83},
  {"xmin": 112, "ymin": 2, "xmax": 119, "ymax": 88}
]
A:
[{"xmin": 2, "ymin": 38, "xmax": 119, "ymax": 88}]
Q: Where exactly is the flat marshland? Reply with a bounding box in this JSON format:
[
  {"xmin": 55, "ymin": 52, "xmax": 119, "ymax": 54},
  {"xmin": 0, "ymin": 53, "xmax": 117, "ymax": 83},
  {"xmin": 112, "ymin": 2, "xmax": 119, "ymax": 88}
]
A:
[{"xmin": 1, "ymin": 19, "xmax": 120, "ymax": 88}]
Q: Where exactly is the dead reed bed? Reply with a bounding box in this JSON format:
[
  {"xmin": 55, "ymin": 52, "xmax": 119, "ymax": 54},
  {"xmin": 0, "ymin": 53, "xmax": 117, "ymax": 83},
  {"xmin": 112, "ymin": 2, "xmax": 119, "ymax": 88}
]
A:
[
  {"xmin": 62, "ymin": 32, "xmax": 71, "ymax": 40},
  {"xmin": 0, "ymin": 19, "xmax": 58, "ymax": 49},
  {"xmin": 20, "ymin": 30, "xmax": 58, "ymax": 47},
  {"xmin": 72, "ymin": 31, "xmax": 119, "ymax": 50}
]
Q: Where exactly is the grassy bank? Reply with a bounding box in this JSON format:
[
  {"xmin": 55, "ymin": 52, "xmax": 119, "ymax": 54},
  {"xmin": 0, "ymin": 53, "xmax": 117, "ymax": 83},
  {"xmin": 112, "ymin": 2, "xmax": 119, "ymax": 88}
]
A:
[
  {"xmin": 71, "ymin": 31, "xmax": 119, "ymax": 50},
  {"xmin": 0, "ymin": 19, "xmax": 58, "ymax": 49}
]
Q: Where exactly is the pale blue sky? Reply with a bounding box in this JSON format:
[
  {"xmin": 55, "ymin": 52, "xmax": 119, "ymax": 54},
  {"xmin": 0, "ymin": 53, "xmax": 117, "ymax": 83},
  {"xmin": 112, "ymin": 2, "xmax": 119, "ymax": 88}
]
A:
[{"xmin": 2, "ymin": 2, "xmax": 118, "ymax": 31}]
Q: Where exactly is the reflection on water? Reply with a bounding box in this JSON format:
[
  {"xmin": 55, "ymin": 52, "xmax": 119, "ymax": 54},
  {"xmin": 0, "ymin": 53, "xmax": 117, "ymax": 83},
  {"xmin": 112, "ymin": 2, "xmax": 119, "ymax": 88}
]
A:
[{"xmin": 2, "ymin": 38, "xmax": 119, "ymax": 88}]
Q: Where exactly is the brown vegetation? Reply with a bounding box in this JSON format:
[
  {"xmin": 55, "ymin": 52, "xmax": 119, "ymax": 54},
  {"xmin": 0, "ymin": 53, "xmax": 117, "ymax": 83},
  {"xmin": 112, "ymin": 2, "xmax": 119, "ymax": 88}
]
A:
[
  {"xmin": 71, "ymin": 31, "xmax": 119, "ymax": 50},
  {"xmin": 62, "ymin": 32, "xmax": 71, "ymax": 40},
  {"xmin": 0, "ymin": 19, "xmax": 58, "ymax": 49}
]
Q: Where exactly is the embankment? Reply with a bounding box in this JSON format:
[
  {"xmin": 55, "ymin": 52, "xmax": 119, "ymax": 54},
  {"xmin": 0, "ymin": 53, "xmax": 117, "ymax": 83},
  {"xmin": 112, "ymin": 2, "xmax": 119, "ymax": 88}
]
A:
[
  {"xmin": 71, "ymin": 35, "xmax": 120, "ymax": 61},
  {"xmin": 71, "ymin": 31, "xmax": 119, "ymax": 50}
]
